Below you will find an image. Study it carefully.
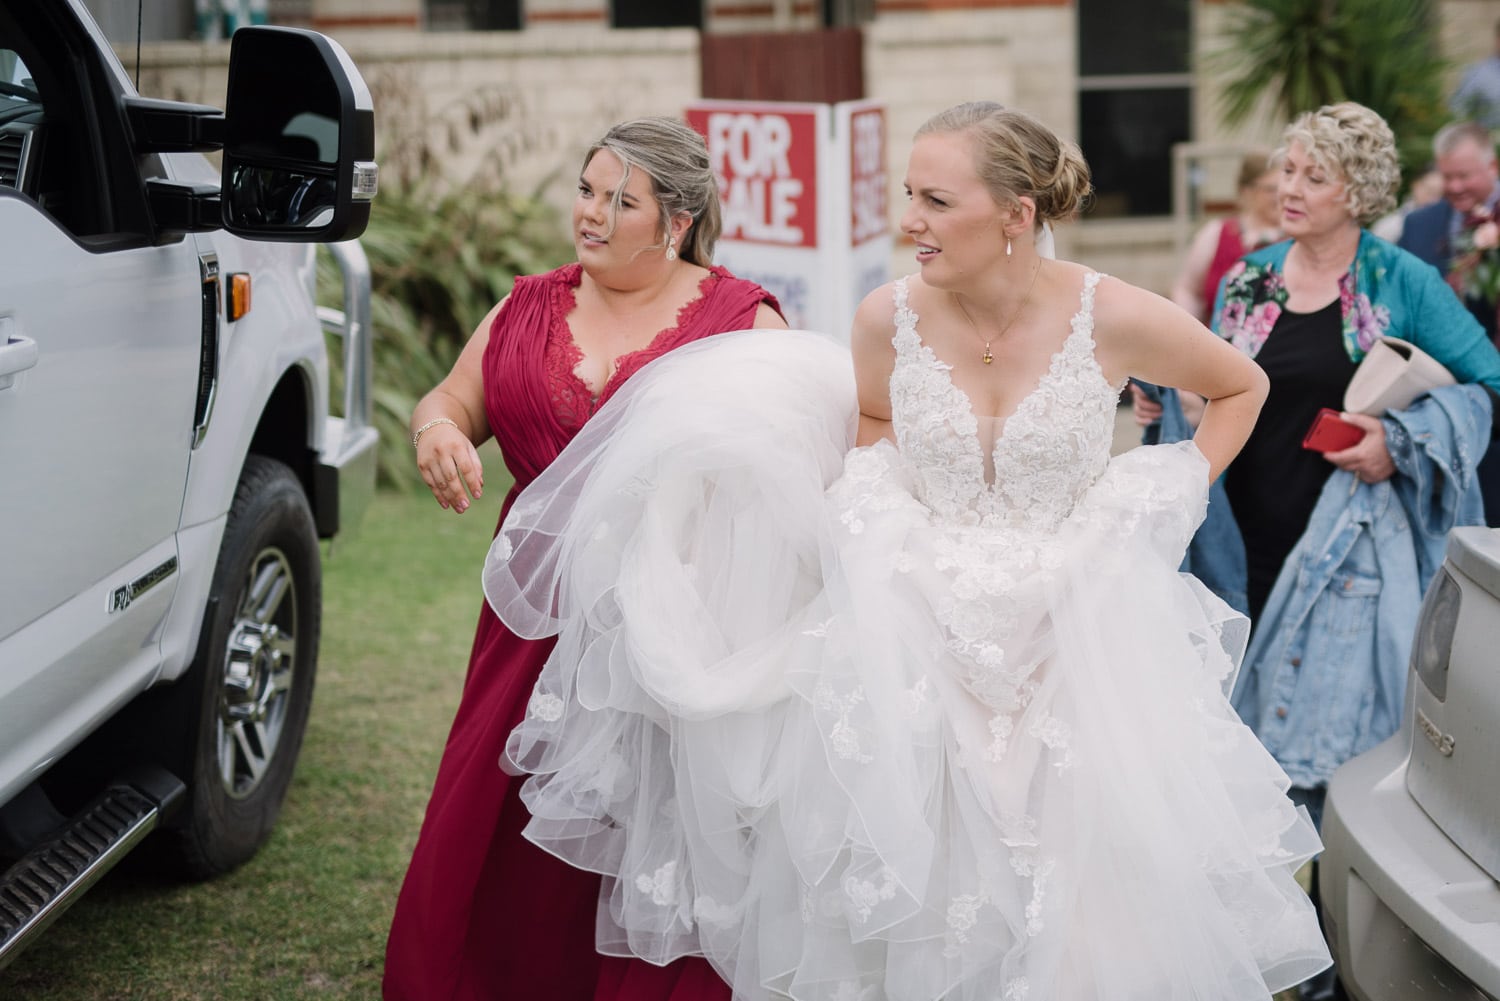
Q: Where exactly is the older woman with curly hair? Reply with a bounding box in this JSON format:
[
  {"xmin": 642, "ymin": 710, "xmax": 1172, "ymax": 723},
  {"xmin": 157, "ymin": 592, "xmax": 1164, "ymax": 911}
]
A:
[
  {"xmin": 1148, "ymin": 102, "xmax": 1500, "ymax": 1000},
  {"xmin": 1157, "ymin": 101, "xmax": 1500, "ymax": 819}
]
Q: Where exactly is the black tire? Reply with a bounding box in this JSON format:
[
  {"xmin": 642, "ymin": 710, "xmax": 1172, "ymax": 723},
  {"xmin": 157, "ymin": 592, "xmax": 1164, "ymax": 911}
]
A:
[{"xmin": 168, "ymin": 455, "xmax": 321, "ymax": 878}]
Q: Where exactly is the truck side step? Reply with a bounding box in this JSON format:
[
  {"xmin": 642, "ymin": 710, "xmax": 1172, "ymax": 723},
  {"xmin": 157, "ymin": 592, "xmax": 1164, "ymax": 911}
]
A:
[{"xmin": 0, "ymin": 769, "xmax": 185, "ymax": 971}]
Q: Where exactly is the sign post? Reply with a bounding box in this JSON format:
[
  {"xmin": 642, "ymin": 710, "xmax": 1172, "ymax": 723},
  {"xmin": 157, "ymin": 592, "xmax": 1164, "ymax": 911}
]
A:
[{"xmin": 686, "ymin": 99, "xmax": 890, "ymax": 339}]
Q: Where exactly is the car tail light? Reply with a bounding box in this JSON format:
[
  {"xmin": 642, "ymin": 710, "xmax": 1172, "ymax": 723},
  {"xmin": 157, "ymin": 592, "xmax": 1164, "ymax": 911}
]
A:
[{"xmin": 1412, "ymin": 567, "xmax": 1461, "ymax": 702}]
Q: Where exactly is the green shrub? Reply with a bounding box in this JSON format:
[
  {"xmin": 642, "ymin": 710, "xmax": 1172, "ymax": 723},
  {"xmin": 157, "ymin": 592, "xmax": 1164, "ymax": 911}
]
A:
[{"xmin": 323, "ymin": 182, "xmax": 573, "ymax": 489}]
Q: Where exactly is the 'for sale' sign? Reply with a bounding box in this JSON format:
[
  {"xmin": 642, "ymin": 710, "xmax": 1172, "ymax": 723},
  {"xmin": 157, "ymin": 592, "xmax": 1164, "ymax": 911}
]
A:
[
  {"xmin": 703, "ymin": 110, "xmax": 818, "ymax": 248},
  {"xmin": 692, "ymin": 106, "xmax": 820, "ymax": 249},
  {"xmin": 686, "ymin": 99, "xmax": 890, "ymax": 337}
]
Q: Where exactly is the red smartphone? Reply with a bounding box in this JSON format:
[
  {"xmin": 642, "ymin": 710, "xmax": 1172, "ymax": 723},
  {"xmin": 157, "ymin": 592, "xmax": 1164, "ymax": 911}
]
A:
[{"xmin": 1302, "ymin": 407, "xmax": 1366, "ymax": 453}]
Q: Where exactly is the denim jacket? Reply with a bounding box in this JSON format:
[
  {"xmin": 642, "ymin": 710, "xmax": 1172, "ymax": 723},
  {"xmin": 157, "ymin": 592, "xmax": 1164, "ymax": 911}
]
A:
[
  {"xmin": 1228, "ymin": 384, "xmax": 1492, "ymax": 789},
  {"xmin": 1138, "ymin": 383, "xmax": 1249, "ymax": 614}
]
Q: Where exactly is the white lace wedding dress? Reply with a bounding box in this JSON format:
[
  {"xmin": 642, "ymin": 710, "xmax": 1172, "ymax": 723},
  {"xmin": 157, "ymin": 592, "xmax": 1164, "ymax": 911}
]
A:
[{"xmin": 484, "ymin": 272, "xmax": 1331, "ymax": 1000}]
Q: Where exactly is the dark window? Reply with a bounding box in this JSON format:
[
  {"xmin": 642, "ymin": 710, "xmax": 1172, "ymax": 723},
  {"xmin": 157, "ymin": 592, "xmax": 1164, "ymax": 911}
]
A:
[
  {"xmin": 427, "ymin": 0, "xmax": 522, "ymax": 30},
  {"xmin": 1078, "ymin": 0, "xmax": 1189, "ymax": 76},
  {"xmin": 613, "ymin": 0, "xmax": 701, "ymax": 29},
  {"xmin": 1077, "ymin": 0, "xmax": 1191, "ymax": 218}
]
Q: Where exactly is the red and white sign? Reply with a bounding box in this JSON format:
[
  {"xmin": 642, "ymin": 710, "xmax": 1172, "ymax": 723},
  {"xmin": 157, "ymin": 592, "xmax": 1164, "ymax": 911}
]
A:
[
  {"xmin": 689, "ymin": 104, "xmax": 820, "ymax": 249},
  {"xmin": 686, "ymin": 99, "xmax": 890, "ymax": 337},
  {"xmin": 849, "ymin": 105, "xmax": 887, "ymax": 248}
]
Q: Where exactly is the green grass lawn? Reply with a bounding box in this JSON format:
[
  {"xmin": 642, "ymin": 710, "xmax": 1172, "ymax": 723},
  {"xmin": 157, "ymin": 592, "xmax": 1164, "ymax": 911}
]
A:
[
  {"xmin": 0, "ymin": 466, "xmax": 1312, "ymax": 1000},
  {"xmin": 2, "ymin": 485, "xmax": 504, "ymax": 1001}
]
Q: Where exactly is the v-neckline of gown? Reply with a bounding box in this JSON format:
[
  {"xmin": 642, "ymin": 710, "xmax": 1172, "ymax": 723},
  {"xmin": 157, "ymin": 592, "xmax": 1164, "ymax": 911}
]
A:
[
  {"xmin": 896, "ymin": 271, "xmax": 1109, "ymax": 462},
  {"xmin": 557, "ymin": 265, "xmax": 720, "ymax": 413}
]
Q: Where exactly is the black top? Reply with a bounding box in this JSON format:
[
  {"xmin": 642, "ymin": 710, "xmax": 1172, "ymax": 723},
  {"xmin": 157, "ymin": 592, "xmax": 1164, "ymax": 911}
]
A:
[{"xmin": 1224, "ymin": 298, "xmax": 1357, "ymax": 622}]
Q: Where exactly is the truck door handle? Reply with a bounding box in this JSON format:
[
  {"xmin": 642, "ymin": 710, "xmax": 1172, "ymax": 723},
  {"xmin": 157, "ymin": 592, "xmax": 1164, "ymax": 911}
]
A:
[{"xmin": 0, "ymin": 332, "xmax": 38, "ymax": 391}]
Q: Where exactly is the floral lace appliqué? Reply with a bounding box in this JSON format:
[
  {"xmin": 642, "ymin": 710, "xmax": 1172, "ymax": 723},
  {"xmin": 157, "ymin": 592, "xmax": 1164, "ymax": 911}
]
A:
[
  {"xmin": 635, "ymin": 860, "xmax": 679, "ymax": 906},
  {"xmin": 814, "ymin": 682, "xmax": 875, "ymax": 763},
  {"xmin": 842, "ymin": 866, "xmax": 898, "ymax": 922},
  {"xmin": 527, "ymin": 689, "xmax": 564, "ymax": 722},
  {"xmin": 887, "ymin": 273, "xmax": 1120, "ymax": 535}
]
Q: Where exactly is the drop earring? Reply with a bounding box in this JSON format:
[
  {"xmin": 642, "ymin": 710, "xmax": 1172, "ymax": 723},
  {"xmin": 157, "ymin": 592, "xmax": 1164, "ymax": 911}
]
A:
[
  {"xmin": 1006, "ymin": 236, "xmax": 1013, "ymax": 257},
  {"xmin": 666, "ymin": 237, "xmax": 678, "ymax": 262}
]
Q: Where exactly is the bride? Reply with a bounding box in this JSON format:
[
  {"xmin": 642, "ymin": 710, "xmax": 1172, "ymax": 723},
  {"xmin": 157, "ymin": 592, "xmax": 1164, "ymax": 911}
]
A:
[{"xmin": 484, "ymin": 103, "xmax": 1333, "ymax": 1000}]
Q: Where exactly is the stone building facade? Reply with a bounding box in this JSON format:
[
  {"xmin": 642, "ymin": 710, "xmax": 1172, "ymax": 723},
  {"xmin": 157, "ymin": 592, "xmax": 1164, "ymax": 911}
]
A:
[{"xmin": 109, "ymin": 0, "xmax": 1500, "ymax": 293}]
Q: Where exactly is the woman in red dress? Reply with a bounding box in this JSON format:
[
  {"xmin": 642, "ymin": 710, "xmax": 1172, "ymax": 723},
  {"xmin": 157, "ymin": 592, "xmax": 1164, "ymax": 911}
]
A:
[{"xmin": 384, "ymin": 117, "xmax": 785, "ymax": 1001}]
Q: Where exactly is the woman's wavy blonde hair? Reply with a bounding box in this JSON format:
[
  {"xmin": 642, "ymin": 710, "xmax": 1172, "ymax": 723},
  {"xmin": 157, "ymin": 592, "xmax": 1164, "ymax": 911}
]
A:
[
  {"xmin": 916, "ymin": 101, "xmax": 1092, "ymax": 228},
  {"xmin": 1277, "ymin": 102, "xmax": 1399, "ymax": 225}
]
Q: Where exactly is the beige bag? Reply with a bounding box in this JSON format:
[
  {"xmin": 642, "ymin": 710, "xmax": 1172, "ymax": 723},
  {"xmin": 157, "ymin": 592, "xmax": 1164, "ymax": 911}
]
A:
[{"xmin": 1343, "ymin": 337, "xmax": 1456, "ymax": 416}]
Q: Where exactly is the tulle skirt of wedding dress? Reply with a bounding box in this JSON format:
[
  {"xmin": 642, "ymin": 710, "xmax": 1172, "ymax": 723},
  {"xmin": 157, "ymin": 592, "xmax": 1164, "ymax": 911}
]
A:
[{"xmin": 483, "ymin": 330, "xmax": 1332, "ymax": 1001}]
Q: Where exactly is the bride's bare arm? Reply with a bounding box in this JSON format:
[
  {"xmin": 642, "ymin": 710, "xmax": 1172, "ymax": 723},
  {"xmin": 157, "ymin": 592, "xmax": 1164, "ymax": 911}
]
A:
[
  {"xmin": 851, "ymin": 285, "xmax": 898, "ymax": 447},
  {"xmin": 1093, "ymin": 278, "xmax": 1268, "ymax": 482}
]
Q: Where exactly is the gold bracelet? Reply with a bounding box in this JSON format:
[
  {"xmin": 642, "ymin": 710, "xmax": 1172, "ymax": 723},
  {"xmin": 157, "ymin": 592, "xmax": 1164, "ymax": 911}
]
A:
[{"xmin": 412, "ymin": 416, "xmax": 459, "ymax": 447}]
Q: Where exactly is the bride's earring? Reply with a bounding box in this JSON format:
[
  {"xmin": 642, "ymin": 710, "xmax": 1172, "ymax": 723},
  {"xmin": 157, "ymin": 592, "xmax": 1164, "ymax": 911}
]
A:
[
  {"xmin": 1006, "ymin": 236, "xmax": 1013, "ymax": 257},
  {"xmin": 666, "ymin": 237, "xmax": 678, "ymax": 262}
]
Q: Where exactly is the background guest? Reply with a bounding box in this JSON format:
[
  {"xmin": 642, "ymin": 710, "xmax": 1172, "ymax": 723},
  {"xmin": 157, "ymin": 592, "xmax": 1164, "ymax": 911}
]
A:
[
  {"xmin": 1171, "ymin": 148, "xmax": 1283, "ymax": 325},
  {"xmin": 1398, "ymin": 119, "xmax": 1500, "ymax": 524},
  {"xmin": 1150, "ymin": 101, "xmax": 1500, "ymax": 1001}
]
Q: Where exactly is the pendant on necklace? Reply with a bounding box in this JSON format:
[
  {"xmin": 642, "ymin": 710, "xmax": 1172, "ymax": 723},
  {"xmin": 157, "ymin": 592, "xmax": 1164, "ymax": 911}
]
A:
[{"xmin": 982, "ymin": 344, "xmax": 993, "ymax": 365}]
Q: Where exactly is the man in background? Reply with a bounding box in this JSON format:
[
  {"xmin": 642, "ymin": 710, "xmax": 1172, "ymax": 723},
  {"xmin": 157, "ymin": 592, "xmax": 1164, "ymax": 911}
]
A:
[
  {"xmin": 1398, "ymin": 120, "xmax": 1500, "ymax": 333},
  {"xmin": 1399, "ymin": 120, "xmax": 1500, "ymax": 526}
]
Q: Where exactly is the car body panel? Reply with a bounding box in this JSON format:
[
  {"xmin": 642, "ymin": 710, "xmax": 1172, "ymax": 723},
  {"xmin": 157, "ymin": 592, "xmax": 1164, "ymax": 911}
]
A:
[{"xmin": 1321, "ymin": 527, "xmax": 1500, "ymax": 1001}]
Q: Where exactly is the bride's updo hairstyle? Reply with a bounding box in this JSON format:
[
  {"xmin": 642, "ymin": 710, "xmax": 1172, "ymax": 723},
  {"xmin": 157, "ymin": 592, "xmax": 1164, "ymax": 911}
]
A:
[
  {"xmin": 584, "ymin": 117, "xmax": 723, "ymax": 266},
  {"xmin": 917, "ymin": 102, "xmax": 1092, "ymax": 228}
]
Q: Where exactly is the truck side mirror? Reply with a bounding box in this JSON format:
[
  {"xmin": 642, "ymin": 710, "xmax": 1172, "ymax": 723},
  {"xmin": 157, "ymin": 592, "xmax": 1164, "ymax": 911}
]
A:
[{"xmin": 221, "ymin": 27, "xmax": 377, "ymax": 243}]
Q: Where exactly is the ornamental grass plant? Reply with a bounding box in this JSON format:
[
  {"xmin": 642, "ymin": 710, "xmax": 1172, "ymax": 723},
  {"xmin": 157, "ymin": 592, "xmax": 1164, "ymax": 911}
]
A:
[{"xmin": 323, "ymin": 180, "xmax": 573, "ymax": 491}]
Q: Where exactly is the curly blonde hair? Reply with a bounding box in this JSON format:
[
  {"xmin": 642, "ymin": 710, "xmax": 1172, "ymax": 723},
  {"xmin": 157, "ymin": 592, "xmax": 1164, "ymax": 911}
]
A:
[
  {"xmin": 1277, "ymin": 102, "xmax": 1399, "ymax": 225},
  {"xmin": 916, "ymin": 102, "xmax": 1092, "ymax": 227}
]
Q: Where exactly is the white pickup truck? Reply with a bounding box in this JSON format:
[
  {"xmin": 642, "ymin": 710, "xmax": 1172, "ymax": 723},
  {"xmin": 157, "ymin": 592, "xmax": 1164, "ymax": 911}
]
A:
[{"xmin": 0, "ymin": 0, "xmax": 377, "ymax": 967}]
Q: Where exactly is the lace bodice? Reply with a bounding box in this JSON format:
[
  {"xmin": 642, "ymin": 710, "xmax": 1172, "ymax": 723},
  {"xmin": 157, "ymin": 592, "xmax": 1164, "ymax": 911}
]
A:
[{"xmin": 888, "ymin": 272, "xmax": 1124, "ymax": 532}]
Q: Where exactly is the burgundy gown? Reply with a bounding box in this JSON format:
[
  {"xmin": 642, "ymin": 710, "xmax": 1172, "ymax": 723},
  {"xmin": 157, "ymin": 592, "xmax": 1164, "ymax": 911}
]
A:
[{"xmin": 384, "ymin": 263, "xmax": 779, "ymax": 1001}]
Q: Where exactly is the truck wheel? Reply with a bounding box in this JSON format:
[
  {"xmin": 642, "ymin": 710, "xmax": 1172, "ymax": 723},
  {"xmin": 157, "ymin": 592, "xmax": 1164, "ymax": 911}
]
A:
[{"xmin": 172, "ymin": 455, "xmax": 321, "ymax": 878}]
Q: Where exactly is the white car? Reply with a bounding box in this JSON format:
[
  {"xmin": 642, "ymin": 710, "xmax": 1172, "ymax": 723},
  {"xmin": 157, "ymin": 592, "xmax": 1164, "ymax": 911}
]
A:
[
  {"xmin": 1320, "ymin": 526, "xmax": 1500, "ymax": 1000},
  {"xmin": 0, "ymin": 0, "xmax": 376, "ymax": 969}
]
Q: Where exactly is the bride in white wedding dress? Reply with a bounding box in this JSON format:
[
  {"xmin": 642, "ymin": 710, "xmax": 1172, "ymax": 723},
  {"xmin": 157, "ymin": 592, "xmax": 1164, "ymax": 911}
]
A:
[{"xmin": 482, "ymin": 103, "xmax": 1333, "ymax": 1000}]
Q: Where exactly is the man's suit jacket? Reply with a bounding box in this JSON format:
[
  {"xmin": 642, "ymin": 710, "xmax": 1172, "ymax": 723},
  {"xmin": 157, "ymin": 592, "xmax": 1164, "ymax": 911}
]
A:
[
  {"xmin": 1398, "ymin": 198, "xmax": 1500, "ymax": 527},
  {"xmin": 1397, "ymin": 199, "xmax": 1455, "ymax": 269},
  {"xmin": 1397, "ymin": 200, "xmax": 1496, "ymax": 334}
]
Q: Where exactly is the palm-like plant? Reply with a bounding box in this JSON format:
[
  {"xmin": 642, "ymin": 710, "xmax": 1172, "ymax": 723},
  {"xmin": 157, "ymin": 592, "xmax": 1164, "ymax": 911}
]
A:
[{"xmin": 1214, "ymin": 0, "xmax": 1449, "ymax": 175}]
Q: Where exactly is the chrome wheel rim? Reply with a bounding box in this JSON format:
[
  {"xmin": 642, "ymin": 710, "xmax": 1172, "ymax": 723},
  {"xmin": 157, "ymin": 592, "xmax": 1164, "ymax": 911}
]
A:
[{"xmin": 217, "ymin": 546, "xmax": 297, "ymax": 800}]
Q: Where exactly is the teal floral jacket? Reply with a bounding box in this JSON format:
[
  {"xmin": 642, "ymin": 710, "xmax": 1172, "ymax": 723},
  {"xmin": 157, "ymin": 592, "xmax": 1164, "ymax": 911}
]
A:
[{"xmin": 1211, "ymin": 230, "xmax": 1500, "ymax": 392}]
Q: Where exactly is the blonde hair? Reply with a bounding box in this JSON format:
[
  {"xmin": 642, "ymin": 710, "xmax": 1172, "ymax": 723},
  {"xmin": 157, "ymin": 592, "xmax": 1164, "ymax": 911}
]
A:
[
  {"xmin": 915, "ymin": 102, "xmax": 1092, "ymax": 227},
  {"xmin": 583, "ymin": 117, "xmax": 723, "ymax": 266},
  {"xmin": 1277, "ymin": 102, "xmax": 1399, "ymax": 225}
]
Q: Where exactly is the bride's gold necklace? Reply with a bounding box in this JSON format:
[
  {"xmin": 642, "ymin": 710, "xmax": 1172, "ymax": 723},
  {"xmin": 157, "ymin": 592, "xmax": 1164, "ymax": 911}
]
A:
[{"xmin": 953, "ymin": 259, "xmax": 1041, "ymax": 365}]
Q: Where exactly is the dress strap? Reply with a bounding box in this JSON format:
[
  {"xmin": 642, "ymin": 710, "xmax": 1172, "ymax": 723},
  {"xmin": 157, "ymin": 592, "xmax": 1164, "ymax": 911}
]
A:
[{"xmin": 1069, "ymin": 271, "xmax": 1106, "ymax": 345}]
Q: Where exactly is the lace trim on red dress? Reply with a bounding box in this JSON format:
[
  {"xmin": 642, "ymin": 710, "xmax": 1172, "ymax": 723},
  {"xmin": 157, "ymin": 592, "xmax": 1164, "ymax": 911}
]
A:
[{"xmin": 541, "ymin": 263, "xmax": 727, "ymax": 430}]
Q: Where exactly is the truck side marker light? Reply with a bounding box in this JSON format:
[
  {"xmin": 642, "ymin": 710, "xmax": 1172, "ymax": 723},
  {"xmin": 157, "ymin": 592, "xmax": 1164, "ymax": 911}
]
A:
[{"xmin": 227, "ymin": 273, "xmax": 252, "ymax": 322}]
